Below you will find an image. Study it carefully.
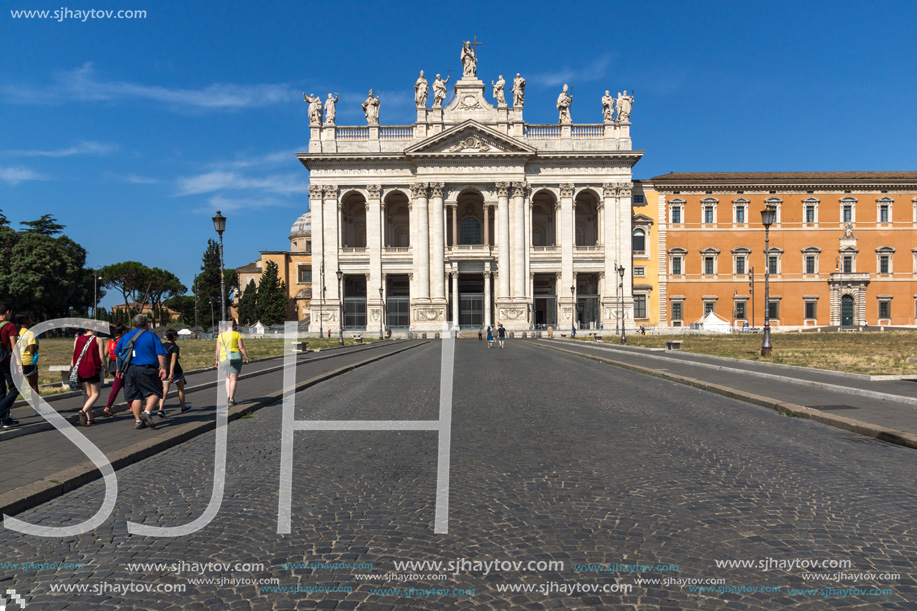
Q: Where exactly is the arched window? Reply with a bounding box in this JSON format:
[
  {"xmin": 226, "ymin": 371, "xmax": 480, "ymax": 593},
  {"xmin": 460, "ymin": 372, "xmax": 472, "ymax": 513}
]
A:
[
  {"xmin": 632, "ymin": 228, "xmax": 646, "ymax": 253},
  {"xmin": 460, "ymin": 217, "xmax": 481, "ymax": 245}
]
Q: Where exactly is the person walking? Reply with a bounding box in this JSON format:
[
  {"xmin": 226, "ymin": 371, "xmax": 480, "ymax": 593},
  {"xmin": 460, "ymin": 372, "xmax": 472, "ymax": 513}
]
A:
[
  {"xmin": 486, "ymin": 326, "xmax": 494, "ymax": 348},
  {"xmin": 115, "ymin": 314, "xmax": 167, "ymax": 430},
  {"xmin": 477, "ymin": 327, "xmax": 483, "ymax": 341},
  {"xmin": 0, "ymin": 303, "xmax": 20, "ymax": 428},
  {"xmin": 72, "ymin": 328, "xmax": 104, "ymax": 426},
  {"xmin": 101, "ymin": 324, "xmax": 127, "ymax": 417},
  {"xmin": 14, "ymin": 312, "xmax": 39, "ymax": 395},
  {"xmin": 497, "ymin": 323, "xmax": 506, "ymax": 348},
  {"xmin": 215, "ymin": 319, "xmax": 249, "ymax": 405},
  {"xmin": 159, "ymin": 328, "xmax": 190, "ymax": 416}
]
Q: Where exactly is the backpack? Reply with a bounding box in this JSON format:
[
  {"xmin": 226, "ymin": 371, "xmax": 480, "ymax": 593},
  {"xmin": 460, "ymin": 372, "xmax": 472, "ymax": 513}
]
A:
[
  {"xmin": 0, "ymin": 321, "xmax": 10, "ymax": 361},
  {"xmin": 116, "ymin": 329, "xmax": 147, "ymax": 373}
]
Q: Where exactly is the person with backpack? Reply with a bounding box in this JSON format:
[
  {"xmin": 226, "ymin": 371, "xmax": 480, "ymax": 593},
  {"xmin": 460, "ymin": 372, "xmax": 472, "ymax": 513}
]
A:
[
  {"xmin": 159, "ymin": 328, "xmax": 190, "ymax": 416},
  {"xmin": 115, "ymin": 314, "xmax": 168, "ymax": 430},
  {"xmin": 0, "ymin": 303, "xmax": 21, "ymax": 428},
  {"xmin": 101, "ymin": 325, "xmax": 126, "ymax": 418},
  {"xmin": 72, "ymin": 328, "xmax": 105, "ymax": 426}
]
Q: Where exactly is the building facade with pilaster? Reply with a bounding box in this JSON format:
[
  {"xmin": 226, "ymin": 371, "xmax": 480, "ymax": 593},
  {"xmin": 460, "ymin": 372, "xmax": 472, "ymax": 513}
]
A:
[{"xmin": 299, "ymin": 61, "xmax": 643, "ymax": 334}]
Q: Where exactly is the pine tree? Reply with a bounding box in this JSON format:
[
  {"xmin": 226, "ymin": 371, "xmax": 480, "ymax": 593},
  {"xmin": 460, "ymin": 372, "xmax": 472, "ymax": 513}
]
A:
[
  {"xmin": 237, "ymin": 279, "xmax": 258, "ymax": 326},
  {"xmin": 194, "ymin": 239, "xmax": 230, "ymax": 328},
  {"xmin": 256, "ymin": 261, "xmax": 289, "ymax": 325}
]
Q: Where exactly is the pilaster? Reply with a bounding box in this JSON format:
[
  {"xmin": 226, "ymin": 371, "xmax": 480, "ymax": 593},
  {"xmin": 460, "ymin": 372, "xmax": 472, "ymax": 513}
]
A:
[{"xmin": 430, "ymin": 182, "xmax": 446, "ymax": 302}]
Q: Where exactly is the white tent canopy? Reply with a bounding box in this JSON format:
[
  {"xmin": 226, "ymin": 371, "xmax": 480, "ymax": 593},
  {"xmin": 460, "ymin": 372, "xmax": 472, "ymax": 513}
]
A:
[{"xmin": 694, "ymin": 311, "xmax": 732, "ymax": 333}]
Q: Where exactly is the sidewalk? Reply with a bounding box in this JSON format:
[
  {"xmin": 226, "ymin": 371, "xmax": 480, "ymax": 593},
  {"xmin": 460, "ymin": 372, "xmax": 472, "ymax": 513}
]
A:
[
  {"xmin": 533, "ymin": 339, "xmax": 917, "ymax": 449},
  {"xmin": 0, "ymin": 340, "xmax": 423, "ymax": 515}
]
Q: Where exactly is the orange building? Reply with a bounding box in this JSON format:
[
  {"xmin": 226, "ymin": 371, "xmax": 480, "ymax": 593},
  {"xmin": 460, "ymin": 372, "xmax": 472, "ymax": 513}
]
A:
[
  {"xmin": 236, "ymin": 212, "xmax": 313, "ymax": 322},
  {"xmin": 648, "ymin": 172, "xmax": 917, "ymax": 329}
]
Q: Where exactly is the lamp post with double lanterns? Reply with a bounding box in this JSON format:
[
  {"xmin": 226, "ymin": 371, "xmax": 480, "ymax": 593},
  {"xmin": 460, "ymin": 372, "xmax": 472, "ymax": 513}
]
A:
[
  {"xmin": 379, "ymin": 286, "xmax": 384, "ymax": 340},
  {"xmin": 618, "ymin": 265, "xmax": 626, "ymax": 344},
  {"xmin": 336, "ymin": 269, "xmax": 344, "ymax": 345},
  {"xmin": 211, "ymin": 210, "xmax": 227, "ymax": 323},
  {"xmin": 760, "ymin": 205, "xmax": 777, "ymax": 356}
]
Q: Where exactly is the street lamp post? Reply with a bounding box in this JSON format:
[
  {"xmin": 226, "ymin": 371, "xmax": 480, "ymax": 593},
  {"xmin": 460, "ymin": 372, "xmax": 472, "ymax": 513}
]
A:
[
  {"xmin": 379, "ymin": 286, "xmax": 384, "ymax": 340},
  {"xmin": 570, "ymin": 284, "xmax": 576, "ymax": 335},
  {"xmin": 760, "ymin": 205, "xmax": 777, "ymax": 356},
  {"xmin": 618, "ymin": 265, "xmax": 626, "ymax": 345},
  {"xmin": 336, "ymin": 269, "xmax": 344, "ymax": 345},
  {"xmin": 93, "ymin": 269, "xmax": 102, "ymax": 319},
  {"xmin": 319, "ymin": 263, "xmax": 324, "ymax": 337},
  {"xmin": 212, "ymin": 210, "xmax": 227, "ymax": 323}
]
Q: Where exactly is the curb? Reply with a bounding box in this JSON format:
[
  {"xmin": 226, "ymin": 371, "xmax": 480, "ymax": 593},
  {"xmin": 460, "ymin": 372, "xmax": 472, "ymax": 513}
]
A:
[
  {"xmin": 557, "ymin": 338, "xmax": 917, "ymax": 381},
  {"xmin": 1, "ymin": 341, "xmax": 403, "ymax": 443},
  {"xmin": 0, "ymin": 341, "xmax": 425, "ymax": 518},
  {"xmin": 551, "ymin": 339, "xmax": 917, "ymax": 407},
  {"xmin": 532, "ymin": 341, "xmax": 917, "ymax": 451}
]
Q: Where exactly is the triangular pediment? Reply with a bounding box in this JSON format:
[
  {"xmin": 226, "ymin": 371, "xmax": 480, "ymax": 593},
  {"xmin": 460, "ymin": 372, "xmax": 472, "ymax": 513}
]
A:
[
  {"xmin": 632, "ymin": 213, "xmax": 654, "ymax": 224},
  {"xmin": 405, "ymin": 121, "xmax": 536, "ymax": 156}
]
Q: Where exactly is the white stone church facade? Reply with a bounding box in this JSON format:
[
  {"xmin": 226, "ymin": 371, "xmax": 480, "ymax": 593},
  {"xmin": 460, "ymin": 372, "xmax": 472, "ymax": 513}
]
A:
[{"xmin": 300, "ymin": 51, "xmax": 642, "ymax": 333}]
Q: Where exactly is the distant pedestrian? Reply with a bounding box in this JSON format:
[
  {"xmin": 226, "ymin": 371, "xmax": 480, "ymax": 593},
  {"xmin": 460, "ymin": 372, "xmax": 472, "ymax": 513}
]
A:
[
  {"xmin": 160, "ymin": 328, "xmax": 190, "ymax": 415},
  {"xmin": 486, "ymin": 326, "xmax": 494, "ymax": 348},
  {"xmin": 72, "ymin": 328, "xmax": 105, "ymax": 426},
  {"xmin": 478, "ymin": 327, "xmax": 483, "ymax": 341},
  {"xmin": 101, "ymin": 324, "xmax": 127, "ymax": 417},
  {"xmin": 0, "ymin": 302, "xmax": 20, "ymax": 428},
  {"xmin": 572, "ymin": 324, "xmax": 576, "ymax": 338},
  {"xmin": 216, "ymin": 319, "xmax": 249, "ymax": 406},
  {"xmin": 498, "ymin": 323, "xmax": 506, "ymax": 348},
  {"xmin": 116, "ymin": 314, "xmax": 167, "ymax": 430},
  {"xmin": 14, "ymin": 312, "xmax": 39, "ymax": 396},
  {"xmin": 386, "ymin": 327, "xmax": 392, "ymax": 339},
  {"xmin": 327, "ymin": 329, "xmax": 331, "ymax": 338}
]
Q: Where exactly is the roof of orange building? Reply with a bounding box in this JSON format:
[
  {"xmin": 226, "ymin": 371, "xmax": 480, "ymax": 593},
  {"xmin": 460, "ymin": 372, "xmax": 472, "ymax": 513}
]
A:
[{"xmin": 650, "ymin": 171, "xmax": 917, "ymax": 185}]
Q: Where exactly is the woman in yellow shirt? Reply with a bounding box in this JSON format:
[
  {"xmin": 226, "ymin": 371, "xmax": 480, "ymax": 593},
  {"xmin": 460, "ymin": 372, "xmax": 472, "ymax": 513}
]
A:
[
  {"xmin": 214, "ymin": 319, "xmax": 249, "ymax": 405},
  {"xmin": 15, "ymin": 312, "xmax": 39, "ymax": 393}
]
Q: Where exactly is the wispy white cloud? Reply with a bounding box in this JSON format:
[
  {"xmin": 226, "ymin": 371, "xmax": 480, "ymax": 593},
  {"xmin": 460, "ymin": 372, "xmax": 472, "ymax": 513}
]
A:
[
  {"xmin": 3, "ymin": 63, "xmax": 297, "ymax": 110},
  {"xmin": 0, "ymin": 166, "xmax": 47, "ymax": 185},
  {"xmin": 531, "ymin": 53, "xmax": 618, "ymax": 88},
  {"xmin": 206, "ymin": 150, "xmax": 302, "ymax": 170},
  {"xmin": 124, "ymin": 174, "xmax": 159, "ymax": 184},
  {"xmin": 2, "ymin": 140, "xmax": 118, "ymax": 157},
  {"xmin": 199, "ymin": 194, "xmax": 294, "ymax": 214},
  {"xmin": 176, "ymin": 170, "xmax": 308, "ymax": 197}
]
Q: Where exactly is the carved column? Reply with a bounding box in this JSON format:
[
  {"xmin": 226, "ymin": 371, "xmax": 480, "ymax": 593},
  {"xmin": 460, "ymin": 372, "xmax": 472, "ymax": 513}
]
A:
[
  {"xmin": 367, "ymin": 185, "xmax": 382, "ymax": 307},
  {"xmin": 618, "ymin": 182, "xmax": 634, "ymax": 329},
  {"xmin": 411, "ymin": 183, "xmax": 430, "ymax": 301},
  {"xmin": 450, "ymin": 202, "xmax": 458, "ymax": 246},
  {"xmin": 496, "ymin": 182, "xmax": 511, "ymax": 301},
  {"xmin": 308, "ymin": 184, "xmax": 324, "ymax": 331},
  {"xmin": 560, "ymin": 183, "xmax": 575, "ymax": 308},
  {"xmin": 429, "ymin": 183, "xmax": 446, "ymax": 302},
  {"xmin": 484, "ymin": 270, "xmax": 492, "ymax": 327},
  {"xmin": 451, "ymin": 271, "xmax": 459, "ymax": 325},
  {"xmin": 512, "ymin": 182, "xmax": 527, "ymax": 300},
  {"xmin": 602, "ymin": 182, "xmax": 617, "ymax": 325},
  {"xmin": 322, "ymin": 185, "xmax": 340, "ymax": 305}
]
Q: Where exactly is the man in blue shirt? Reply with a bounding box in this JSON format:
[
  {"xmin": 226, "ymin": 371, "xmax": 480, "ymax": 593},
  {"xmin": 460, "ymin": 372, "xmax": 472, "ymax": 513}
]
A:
[{"xmin": 115, "ymin": 314, "xmax": 167, "ymax": 430}]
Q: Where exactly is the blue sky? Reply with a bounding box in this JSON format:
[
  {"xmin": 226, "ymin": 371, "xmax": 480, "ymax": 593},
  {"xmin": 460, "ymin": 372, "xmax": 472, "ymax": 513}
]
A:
[{"xmin": 2, "ymin": 0, "xmax": 915, "ymax": 306}]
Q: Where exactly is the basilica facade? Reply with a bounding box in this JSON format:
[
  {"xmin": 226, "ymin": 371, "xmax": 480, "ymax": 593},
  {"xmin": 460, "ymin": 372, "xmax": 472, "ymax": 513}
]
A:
[{"xmin": 299, "ymin": 50, "xmax": 642, "ymax": 333}]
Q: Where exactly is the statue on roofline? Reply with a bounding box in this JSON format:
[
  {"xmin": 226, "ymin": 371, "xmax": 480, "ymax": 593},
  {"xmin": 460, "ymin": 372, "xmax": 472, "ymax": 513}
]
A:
[
  {"xmin": 461, "ymin": 40, "xmax": 477, "ymax": 77},
  {"xmin": 414, "ymin": 70, "xmax": 428, "ymax": 108},
  {"xmin": 511, "ymin": 73, "xmax": 525, "ymax": 108},
  {"xmin": 362, "ymin": 89, "xmax": 380, "ymax": 125}
]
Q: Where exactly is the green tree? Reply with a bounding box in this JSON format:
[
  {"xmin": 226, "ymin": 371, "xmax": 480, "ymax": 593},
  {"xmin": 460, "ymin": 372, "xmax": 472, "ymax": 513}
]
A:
[
  {"xmin": 163, "ymin": 295, "xmax": 196, "ymax": 324},
  {"xmin": 194, "ymin": 239, "xmax": 233, "ymax": 328},
  {"xmin": 256, "ymin": 261, "xmax": 288, "ymax": 325},
  {"xmin": 101, "ymin": 261, "xmax": 154, "ymax": 314},
  {"xmin": 236, "ymin": 279, "xmax": 258, "ymax": 326},
  {"xmin": 2, "ymin": 215, "xmax": 94, "ymax": 318}
]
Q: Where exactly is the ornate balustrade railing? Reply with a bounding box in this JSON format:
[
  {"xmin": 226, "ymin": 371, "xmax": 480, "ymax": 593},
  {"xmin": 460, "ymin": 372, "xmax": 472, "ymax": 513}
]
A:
[
  {"xmin": 379, "ymin": 126, "xmax": 414, "ymax": 140},
  {"xmin": 335, "ymin": 127, "xmax": 369, "ymax": 140},
  {"xmin": 525, "ymin": 125, "xmax": 561, "ymax": 138},
  {"xmin": 571, "ymin": 125, "xmax": 604, "ymax": 138}
]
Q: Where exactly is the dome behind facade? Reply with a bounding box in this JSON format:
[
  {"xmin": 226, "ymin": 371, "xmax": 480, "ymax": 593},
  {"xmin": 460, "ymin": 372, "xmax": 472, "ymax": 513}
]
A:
[{"xmin": 290, "ymin": 211, "xmax": 311, "ymax": 236}]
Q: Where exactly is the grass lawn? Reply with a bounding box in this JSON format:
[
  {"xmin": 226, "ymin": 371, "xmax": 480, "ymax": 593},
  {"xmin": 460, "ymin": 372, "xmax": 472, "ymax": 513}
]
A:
[
  {"xmin": 21, "ymin": 335, "xmax": 379, "ymax": 397},
  {"xmin": 583, "ymin": 331, "xmax": 917, "ymax": 375}
]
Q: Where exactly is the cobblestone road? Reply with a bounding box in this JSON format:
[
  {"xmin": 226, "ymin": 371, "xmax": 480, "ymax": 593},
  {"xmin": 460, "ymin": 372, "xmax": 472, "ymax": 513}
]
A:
[{"xmin": 1, "ymin": 340, "xmax": 914, "ymax": 610}]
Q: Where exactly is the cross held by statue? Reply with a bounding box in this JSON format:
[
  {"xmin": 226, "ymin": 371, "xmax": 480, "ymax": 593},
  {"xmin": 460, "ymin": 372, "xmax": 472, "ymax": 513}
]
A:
[{"xmin": 469, "ymin": 35, "xmax": 483, "ymax": 56}]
